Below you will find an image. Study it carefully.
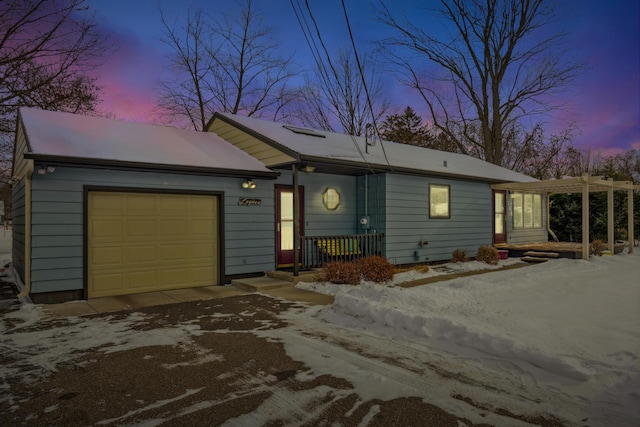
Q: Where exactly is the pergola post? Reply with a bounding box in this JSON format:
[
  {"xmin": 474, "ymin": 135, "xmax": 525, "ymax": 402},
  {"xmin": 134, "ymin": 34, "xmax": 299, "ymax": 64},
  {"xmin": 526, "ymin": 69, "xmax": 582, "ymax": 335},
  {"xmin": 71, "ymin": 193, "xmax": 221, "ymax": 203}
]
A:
[
  {"xmin": 607, "ymin": 181, "xmax": 614, "ymax": 253},
  {"xmin": 491, "ymin": 175, "xmax": 639, "ymax": 260},
  {"xmin": 629, "ymin": 189, "xmax": 635, "ymax": 254},
  {"xmin": 582, "ymin": 174, "xmax": 590, "ymax": 260},
  {"xmin": 292, "ymin": 163, "xmax": 300, "ymax": 276}
]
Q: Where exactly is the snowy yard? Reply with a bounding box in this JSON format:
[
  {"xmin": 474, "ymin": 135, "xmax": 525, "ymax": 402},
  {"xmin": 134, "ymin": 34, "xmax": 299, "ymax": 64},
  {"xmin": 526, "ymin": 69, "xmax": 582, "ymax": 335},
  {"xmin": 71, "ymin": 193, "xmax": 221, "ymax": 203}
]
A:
[
  {"xmin": 1, "ymin": 235, "xmax": 639, "ymax": 425},
  {"xmin": 296, "ymin": 250, "xmax": 640, "ymax": 426}
]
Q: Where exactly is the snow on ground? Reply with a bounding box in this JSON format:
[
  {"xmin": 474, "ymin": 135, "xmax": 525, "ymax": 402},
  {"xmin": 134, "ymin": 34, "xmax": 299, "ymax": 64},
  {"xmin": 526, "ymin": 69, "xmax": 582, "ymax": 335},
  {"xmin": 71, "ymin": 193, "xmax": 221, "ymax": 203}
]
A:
[
  {"xmin": 294, "ymin": 250, "xmax": 640, "ymax": 425},
  {"xmin": 1, "ymin": 221, "xmax": 639, "ymax": 425}
]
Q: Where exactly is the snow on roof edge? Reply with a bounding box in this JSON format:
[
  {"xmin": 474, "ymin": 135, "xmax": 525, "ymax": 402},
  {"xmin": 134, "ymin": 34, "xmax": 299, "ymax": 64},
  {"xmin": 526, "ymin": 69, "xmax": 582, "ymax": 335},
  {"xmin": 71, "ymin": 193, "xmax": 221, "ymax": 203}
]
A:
[
  {"xmin": 213, "ymin": 112, "xmax": 537, "ymax": 184},
  {"xmin": 19, "ymin": 108, "xmax": 276, "ymax": 175}
]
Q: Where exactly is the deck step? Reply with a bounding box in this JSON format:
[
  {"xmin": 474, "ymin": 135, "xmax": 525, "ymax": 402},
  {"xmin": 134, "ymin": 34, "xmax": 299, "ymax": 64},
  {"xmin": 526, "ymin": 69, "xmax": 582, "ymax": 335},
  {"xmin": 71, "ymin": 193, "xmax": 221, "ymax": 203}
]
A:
[
  {"xmin": 231, "ymin": 276, "xmax": 293, "ymax": 292},
  {"xmin": 523, "ymin": 251, "xmax": 560, "ymax": 258},
  {"xmin": 520, "ymin": 256, "xmax": 550, "ymax": 263}
]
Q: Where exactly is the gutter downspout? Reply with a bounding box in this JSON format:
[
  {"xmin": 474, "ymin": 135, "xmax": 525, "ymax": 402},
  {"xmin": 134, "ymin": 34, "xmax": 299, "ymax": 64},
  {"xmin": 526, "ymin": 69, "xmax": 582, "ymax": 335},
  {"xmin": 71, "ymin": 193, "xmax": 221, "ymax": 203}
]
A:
[{"xmin": 17, "ymin": 162, "xmax": 33, "ymax": 299}]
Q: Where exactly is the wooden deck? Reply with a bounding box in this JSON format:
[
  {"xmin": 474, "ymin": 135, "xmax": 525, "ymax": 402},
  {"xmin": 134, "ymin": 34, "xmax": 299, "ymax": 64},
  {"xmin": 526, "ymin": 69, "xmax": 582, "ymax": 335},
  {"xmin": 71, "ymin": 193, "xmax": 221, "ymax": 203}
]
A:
[{"xmin": 496, "ymin": 242, "xmax": 626, "ymax": 259}]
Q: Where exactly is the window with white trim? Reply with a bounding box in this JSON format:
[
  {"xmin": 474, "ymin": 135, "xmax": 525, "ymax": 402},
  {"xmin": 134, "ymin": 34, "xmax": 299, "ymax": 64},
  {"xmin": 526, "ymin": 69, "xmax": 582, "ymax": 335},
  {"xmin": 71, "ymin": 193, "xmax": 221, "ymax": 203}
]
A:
[
  {"xmin": 512, "ymin": 192, "xmax": 542, "ymax": 229},
  {"xmin": 429, "ymin": 184, "xmax": 450, "ymax": 219}
]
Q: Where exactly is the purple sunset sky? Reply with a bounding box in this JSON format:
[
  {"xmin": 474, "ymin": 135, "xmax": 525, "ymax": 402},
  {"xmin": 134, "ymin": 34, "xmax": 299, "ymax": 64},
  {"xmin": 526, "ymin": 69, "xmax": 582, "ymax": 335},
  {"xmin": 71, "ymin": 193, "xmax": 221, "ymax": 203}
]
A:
[{"xmin": 86, "ymin": 0, "xmax": 639, "ymax": 155}]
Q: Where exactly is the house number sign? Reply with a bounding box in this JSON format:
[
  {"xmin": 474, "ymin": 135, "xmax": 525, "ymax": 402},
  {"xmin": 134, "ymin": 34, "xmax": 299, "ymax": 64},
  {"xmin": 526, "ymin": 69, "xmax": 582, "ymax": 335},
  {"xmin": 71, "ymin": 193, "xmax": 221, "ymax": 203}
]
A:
[{"xmin": 238, "ymin": 197, "xmax": 262, "ymax": 206}]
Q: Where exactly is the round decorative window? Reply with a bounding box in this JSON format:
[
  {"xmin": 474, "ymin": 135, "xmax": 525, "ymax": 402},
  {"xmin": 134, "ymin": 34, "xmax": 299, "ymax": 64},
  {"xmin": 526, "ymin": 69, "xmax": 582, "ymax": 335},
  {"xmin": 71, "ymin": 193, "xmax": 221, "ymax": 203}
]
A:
[{"xmin": 322, "ymin": 188, "xmax": 340, "ymax": 210}]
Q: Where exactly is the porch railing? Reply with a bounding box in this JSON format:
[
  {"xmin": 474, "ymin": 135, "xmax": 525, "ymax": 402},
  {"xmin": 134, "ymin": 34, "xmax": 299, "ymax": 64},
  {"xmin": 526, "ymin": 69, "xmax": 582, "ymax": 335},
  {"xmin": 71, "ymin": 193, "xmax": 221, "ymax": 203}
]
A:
[{"xmin": 300, "ymin": 233, "xmax": 384, "ymax": 269}]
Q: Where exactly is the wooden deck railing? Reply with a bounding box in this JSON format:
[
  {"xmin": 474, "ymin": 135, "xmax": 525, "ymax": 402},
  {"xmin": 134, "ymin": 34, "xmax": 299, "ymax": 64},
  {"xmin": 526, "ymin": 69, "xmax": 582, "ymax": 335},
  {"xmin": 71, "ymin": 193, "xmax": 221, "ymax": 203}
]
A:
[{"xmin": 300, "ymin": 233, "xmax": 384, "ymax": 269}]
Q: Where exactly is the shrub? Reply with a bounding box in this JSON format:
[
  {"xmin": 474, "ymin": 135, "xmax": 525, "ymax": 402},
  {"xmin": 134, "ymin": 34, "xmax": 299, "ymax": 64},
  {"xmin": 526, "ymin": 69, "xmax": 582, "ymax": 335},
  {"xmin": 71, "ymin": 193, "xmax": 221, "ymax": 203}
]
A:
[
  {"xmin": 476, "ymin": 245, "xmax": 499, "ymax": 265},
  {"xmin": 357, "ymin": 256, "xmax": 395, "ymax": 283},
  {"xmin": 590, "ymin": 239, "xmax": 606, "ymax": 256},
  {"xmin": 316, "ymin": 256, "xmax": 395, "ymax": 285},
  {"xmin": 315, "ymin": 261, "xmax": 360, "ymax": 285},
  {"xmin": 451, "ymin": 248, "xmax": 468, "ymax": 263}
]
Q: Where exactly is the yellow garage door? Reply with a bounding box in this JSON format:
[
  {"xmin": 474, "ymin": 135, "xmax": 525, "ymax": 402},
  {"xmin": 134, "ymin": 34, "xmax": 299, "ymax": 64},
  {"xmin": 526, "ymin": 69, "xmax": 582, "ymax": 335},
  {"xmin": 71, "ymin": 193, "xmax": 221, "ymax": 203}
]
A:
[{"xmin": 88, "ymin": 191, "xmax": 219, "ymax": 298}]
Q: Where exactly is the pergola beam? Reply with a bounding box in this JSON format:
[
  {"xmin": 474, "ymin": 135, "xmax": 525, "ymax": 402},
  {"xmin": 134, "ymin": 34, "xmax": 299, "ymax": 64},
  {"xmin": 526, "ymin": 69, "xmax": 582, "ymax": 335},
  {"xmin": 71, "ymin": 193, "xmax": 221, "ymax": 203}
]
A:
[
  {"xmin": 492, "ymin": 175, "xmax": 637, "ymax": 193},
  {"xmin": 492, "ymin": 174, "xmax": 639, "ymax": 259}
]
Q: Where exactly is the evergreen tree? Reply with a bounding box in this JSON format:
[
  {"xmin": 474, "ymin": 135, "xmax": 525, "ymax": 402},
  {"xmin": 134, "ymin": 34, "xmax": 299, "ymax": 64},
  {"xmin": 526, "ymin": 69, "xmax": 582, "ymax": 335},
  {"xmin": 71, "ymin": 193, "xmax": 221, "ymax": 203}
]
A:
[{"xmin": 379, "ymin": 107, "xmax": 432, "ymax": 147}]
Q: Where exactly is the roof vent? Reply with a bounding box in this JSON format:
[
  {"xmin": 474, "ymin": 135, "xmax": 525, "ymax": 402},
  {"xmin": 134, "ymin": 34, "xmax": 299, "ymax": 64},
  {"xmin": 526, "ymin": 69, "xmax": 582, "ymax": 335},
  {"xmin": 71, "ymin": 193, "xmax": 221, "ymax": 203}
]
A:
[
  {"xmin": 443, "ymin": 160, "xmax": 448, "ymax": 167},
  {"xmin": 282, "ymin": 124, "xmax": 326, "ymax": 138}
]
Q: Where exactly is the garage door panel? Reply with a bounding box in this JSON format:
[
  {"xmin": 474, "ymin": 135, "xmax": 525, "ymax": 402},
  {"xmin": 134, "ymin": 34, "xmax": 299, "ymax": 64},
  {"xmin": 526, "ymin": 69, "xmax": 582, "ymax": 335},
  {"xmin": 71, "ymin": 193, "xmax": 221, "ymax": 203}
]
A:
[
  {"xmin": 91, "ymin": 193, "xmax": 124, "ymax": 215},
  {"xmin": 160, "ymin": 196, "xmax": 189, "ymax": 215},
  {"xmin": 90, "ymin": 247, "xmax": 122, "ymax": 266},
  {"xmin": 159, "ymin": 220, "xmax": 188, "ymax": 235},
  {"xmin": 91, "ymin": 273, "xmax": 124, "ymax": 297},
  {"xmin": 128, "ymin": 270, "xmax": 158, "ymax": 289},
  {"xmin": 189, "ymin": 243, "xmax": 215, "ymax": 259},
  {"xmin": 88, "ymin": 192, "xmax": 219, "ymax": 298},
  {"xmin": 127, "ymin": 245, "xmax": 157, "ymax": 263},
  {"xmin": 127, "ymin": 220, "xmax": 157, "ymax": 238},
  {"xmin": 191, "ymin": 266, "xmax": 215, "ymax": 282},
  {"xmin": 126, "ymin": 194, "xmax": 157, "ymax": 215},
  {"xmin": 91, "ymin": 220, "xmax": 123, "ymax": 240},
  {"xmin": 160, "ymin": 244, "xmax": 189, "ymax": 261},
  {"xmin": 190, "ymin": 196, "xmax": 216, "ymax": 211},
  {"xmin": 160, "ymin": 268, "xmax": 189, "ymax": 286},
  {"xmin": 190, "ymin": 219, "xmax": 215, "ymax": 235}
]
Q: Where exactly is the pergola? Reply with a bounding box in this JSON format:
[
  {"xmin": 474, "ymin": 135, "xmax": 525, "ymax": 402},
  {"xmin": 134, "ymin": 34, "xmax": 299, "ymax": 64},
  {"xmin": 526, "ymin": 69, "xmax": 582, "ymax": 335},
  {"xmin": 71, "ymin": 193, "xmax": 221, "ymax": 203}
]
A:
[{"xmin": 492, "ymin": 174, "xmax": 639, "ymax": 260}]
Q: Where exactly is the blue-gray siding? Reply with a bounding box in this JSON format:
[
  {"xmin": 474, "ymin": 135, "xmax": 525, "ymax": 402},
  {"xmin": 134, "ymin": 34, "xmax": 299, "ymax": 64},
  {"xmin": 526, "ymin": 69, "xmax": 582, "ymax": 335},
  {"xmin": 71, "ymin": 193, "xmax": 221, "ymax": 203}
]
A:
[
  {"xmin": 11, "ymin": 180, "xmax": 26, "ymax": 282},
  {"xmin": 29, "ymin": 166, "xmax": 277, "ymax": 294},
  {"xmin": 274, "ymin": 171, "xmax": 358, "ymax": 236},
  {"xmin": 383, "ymin": 174, "xmax": 493, "ymax": 264},
  {"xmin": 357, "ymin": 174, "xmax": 387, "ymax": 235}
]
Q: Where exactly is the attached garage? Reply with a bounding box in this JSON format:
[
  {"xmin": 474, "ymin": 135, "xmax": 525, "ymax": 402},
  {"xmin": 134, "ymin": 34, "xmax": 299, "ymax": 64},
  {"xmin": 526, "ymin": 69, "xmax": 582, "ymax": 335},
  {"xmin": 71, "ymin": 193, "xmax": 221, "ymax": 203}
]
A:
[
  {"xmin": 12, "ymin": 108, "xmax": 278, "ymax": 303},
  {"xmin": 87, "ymin": 190, "xmax": 220, "ymax": 298}
]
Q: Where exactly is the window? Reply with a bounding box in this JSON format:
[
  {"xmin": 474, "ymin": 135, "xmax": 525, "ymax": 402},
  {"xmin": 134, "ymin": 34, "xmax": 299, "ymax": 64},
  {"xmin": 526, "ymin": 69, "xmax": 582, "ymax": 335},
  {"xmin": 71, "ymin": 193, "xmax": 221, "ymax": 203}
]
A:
[
  {"xmin": 322, "ymin": 188, "xmax": 340, "ymax": 210},
  {"xmin": 512, "ymin": 192, "xmax": 542, "ymax": 229},
  {"xmin": 429, "ymin": 184, "xmax": 450, "ymax": 218}
]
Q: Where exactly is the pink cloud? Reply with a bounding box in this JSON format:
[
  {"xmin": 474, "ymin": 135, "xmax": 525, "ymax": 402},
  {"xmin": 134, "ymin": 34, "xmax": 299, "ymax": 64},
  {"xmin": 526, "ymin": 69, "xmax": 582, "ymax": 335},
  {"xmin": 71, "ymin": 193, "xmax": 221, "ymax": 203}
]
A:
[{"xmin": 92, "ymin": 27, "xmax": 172, "ymax": 124}]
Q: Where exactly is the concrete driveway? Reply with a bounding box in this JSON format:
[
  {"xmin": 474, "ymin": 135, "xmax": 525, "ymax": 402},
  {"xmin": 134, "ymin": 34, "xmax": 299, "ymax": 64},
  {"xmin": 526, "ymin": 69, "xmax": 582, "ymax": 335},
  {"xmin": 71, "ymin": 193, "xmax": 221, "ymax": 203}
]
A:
[{"xmin": 1, "ymin": 294, "xmax": 477, "ymax": 426}]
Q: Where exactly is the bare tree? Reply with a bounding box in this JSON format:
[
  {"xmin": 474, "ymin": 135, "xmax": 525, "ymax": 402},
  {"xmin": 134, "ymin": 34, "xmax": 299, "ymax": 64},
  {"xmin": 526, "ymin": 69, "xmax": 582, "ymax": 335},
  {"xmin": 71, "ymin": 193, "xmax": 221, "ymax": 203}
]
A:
[
  {"xmin": 503, "ymin": 122, "xmax": 577, "ymax": 179},
  {"xmin": 157, "ymin": 0, "xmax": 298, "ymax": 131},
  {"xmin": 0, "ymin": 0, "xmax": 103, "ymax": 175},
  {"xmin": 294, "ymin": 48, "xmax": 389, "ymax": 136},
  {"xmin": 377, "ymin": 0, "xmax": 581, "ymax": 166}
]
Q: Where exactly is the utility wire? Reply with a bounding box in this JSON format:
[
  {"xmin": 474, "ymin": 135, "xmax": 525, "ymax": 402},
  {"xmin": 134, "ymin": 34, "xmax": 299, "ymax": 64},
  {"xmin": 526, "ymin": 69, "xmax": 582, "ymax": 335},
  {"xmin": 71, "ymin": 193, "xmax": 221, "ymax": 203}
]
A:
[
  {"xmin": 340, "ymin": 0, "xmax": 392, "ymax": 170},
  {"xmin": 290, "ymin": 0, "xmax": 375, "ymax": 173}
]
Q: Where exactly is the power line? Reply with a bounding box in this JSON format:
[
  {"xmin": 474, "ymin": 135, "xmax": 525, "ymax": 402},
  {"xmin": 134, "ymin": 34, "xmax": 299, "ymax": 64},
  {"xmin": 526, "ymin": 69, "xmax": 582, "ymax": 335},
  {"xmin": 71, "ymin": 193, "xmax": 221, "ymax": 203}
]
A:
[
  {"xmin": 340, "ymin": 0, "xmax": 392, "ymax": 170},
  {"xmin": 289, "ymin": 0, "xmax": 376, "ymax": 173}
]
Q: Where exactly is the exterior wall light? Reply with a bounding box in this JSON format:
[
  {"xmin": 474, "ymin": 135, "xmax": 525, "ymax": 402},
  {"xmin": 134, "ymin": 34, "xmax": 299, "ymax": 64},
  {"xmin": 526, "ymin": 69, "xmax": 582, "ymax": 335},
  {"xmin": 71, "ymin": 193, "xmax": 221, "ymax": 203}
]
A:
[
  {"xmin": 37, "ymin": 165, "xmax": 56, "ymax": 175},
  {"xmin": 242, "ymin": 179, "xmax": 256, "ymax": 189},
  {"xmin": 322, "ymin": 187, "xmax": 340, "ymax": 210},
  {"xmin": 300, "ymin": 165, "xmax": 316, "ymax": 173}
]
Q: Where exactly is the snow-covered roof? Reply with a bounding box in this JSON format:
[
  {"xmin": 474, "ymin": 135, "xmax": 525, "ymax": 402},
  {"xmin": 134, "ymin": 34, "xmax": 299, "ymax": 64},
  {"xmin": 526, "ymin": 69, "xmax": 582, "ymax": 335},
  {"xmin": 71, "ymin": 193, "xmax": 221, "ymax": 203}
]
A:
[
  {"xmin": 213, "ymin": 113, "xmax": 536, "ymax": 183},
  {"xmin": 19, "ymin": 108, "xmax": 277, "ymax": 177}
]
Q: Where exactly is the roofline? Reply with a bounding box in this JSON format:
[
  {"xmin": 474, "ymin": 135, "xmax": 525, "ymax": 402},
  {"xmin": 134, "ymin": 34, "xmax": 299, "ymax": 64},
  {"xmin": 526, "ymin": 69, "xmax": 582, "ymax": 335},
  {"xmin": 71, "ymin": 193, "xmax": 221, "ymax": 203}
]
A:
[
  {"xmin": 296, "ymin": 154, "xmax": 522, "ymax": 183},
  {"xmin": 24, "ymin": 153, "xmax": 280, "ymax": 179},
  {"xmin": 208, "ymin": 113, "xmax": 531, "ymax": 184},
  {"xmin": 209, "ymin": 112, "xmax": 301, "ymax": 161}
]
